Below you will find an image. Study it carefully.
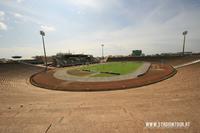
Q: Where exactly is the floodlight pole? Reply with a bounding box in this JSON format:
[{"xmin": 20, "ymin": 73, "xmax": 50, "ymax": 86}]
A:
[
  {"xmin": 101, "ymin": 44, "xmax": 104, "ymax": 59},
  {"xmin": 182, "ymin": 31, "xmax": 188, "ymax": 56},
  {"xmin": 40, "ymin": 31, "xmax": 48, "ymax": 71}
]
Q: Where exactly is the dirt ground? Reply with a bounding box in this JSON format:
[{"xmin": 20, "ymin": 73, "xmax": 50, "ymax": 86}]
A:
[{"xmin": 0, "ymin": 62, "xmax": 200, "ymax": 133}]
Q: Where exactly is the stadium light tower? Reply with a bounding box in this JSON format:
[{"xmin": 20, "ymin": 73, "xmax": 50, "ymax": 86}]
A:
[
  {"xmin": 101, "ymin": 44, "xmax": 104, "ymax": 59},
  {"xmin": 40, "ymin": 30, "xmax": 48, "ymax": 71},
  {"xmin": 182, "ymin": 30, "xmax": 188, "ymax": 56}
]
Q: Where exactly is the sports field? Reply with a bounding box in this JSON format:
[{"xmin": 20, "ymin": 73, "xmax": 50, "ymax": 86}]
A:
[{"xmin": 74, "ymin": 61, "xmax": 143, "ymax": 77}]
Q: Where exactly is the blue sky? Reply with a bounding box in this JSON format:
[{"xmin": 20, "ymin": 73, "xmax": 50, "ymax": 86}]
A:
[{"xmin": 0, "ymin": 0, "xmax": 200, "ymax": 59}]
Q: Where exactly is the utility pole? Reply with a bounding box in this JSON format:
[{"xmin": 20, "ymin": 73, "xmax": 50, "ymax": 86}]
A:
[
  {"xmin": 101, "ymin": 44, "xmax": 104, "ymax": 59},
  {"xmin": 182, "ymin": 31, "xmax": 188, "ymax": 56},
  {"xmin": 40, "ymin": 30, "xmax": 48, "ymax": 71}
]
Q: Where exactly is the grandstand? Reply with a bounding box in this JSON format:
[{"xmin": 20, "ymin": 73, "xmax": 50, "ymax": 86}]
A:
[
  {"xmin": 107, "ymin": 53, "xmax": 200, "ymax": 66},
  {"xmin": 52, "ymin": 53, "xmax": 99, "ymax": 67}
]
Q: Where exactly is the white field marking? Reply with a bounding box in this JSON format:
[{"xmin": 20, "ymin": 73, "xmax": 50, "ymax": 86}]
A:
[{"xmin": 174, "ymin": 59, "xmax": 200, "ymax": 69}]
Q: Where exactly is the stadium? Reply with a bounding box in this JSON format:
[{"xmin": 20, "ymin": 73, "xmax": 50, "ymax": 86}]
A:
[
  {"xmin": 1, "ymin": 0, "xmax": 200, "ymax": 132},
  {"xmin": 0, "ymin": 53, "xmax": 200, "ymax": 132}
]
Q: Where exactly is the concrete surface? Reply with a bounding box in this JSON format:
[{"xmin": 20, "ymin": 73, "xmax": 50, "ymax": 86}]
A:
[{"xmin": 0, "ymin": 63, "xmax": 200, "ymax": 133}]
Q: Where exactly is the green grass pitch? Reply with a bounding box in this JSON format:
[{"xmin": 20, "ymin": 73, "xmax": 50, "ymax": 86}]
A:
[{"xmin": 81, "ymin": 61, "xmax": 142, "ymax": 76}]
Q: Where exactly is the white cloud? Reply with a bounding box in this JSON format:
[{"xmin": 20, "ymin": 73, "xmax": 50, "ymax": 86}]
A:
[
  {"xmin": 13, "ymin": 12, "xmax": 23, "ymax": 18},
  {"xmin": 0, "ymin": 21, "xmax": 7, "ymax": 30},
  {"xmin": 0, "ymin": 11, "xmax": 7, "ymax": 30},
  {"xmin": 67, "ymin": 0, "xmax": 100, "ymax": 8},
  {"xmin": 0, "ymin": 11, "xmax": 5, "ymax": 21},
  {"xmin": 12, "ymin": 12, "xmax": 42, "ymax": 24},
  {"xmin": 16, "ymin": 0, "xmax": 24, "ymax": 3},
  {"xmin": 13, "ymin": 12, "xmax": 26, "ymax": 22},
  {"xmin": 0, "ymin": 11, "xmax": 5, "ymax": 17},
  {"xmin": 65, "ymin": 0, "xmax": 120, "ymax": 11},
  {"xmin": 11, "ymin": 12, "xmax": 26, "ymax": 24},
  {"xmin": 40, "ymin": 25, "xmax": 56, "ymax": 32}
]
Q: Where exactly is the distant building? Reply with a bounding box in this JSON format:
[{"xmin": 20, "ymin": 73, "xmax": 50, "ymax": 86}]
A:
[
  {"xmin": 0, "ymin": 58, "xmax": 7, "ymax": 63},
  {"xmin": 0, "ymin": 58, "xmax": 12, "ymax": 63},
  {"xmin": 161, "ymin": 52, "xmax": 193, "ymax": 56},
  {"xmin": 177, "ymin": 52, "xmax": 193, "ymax": 55}
]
